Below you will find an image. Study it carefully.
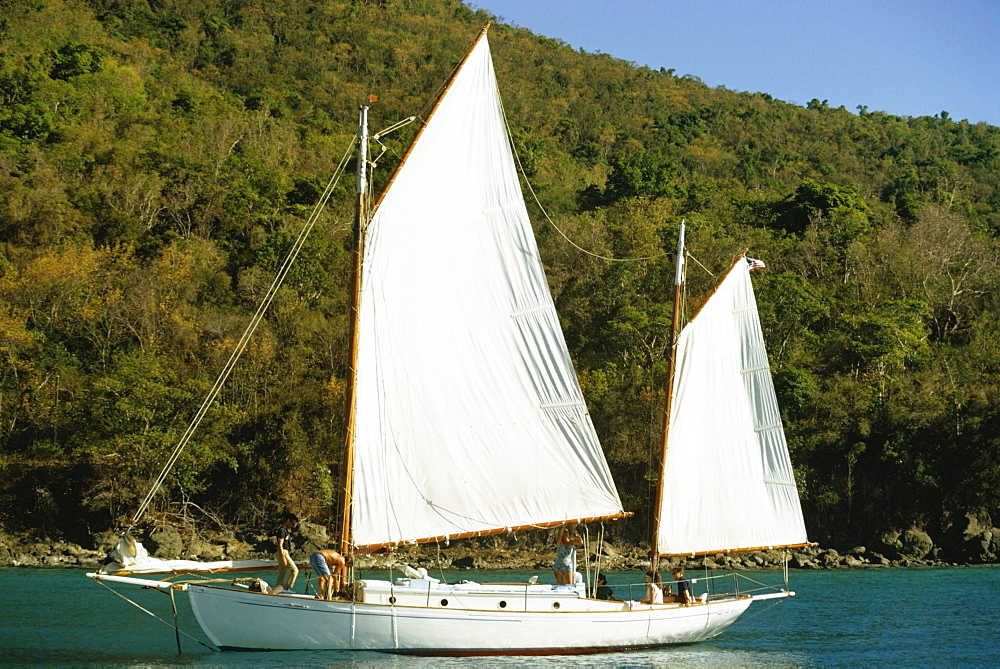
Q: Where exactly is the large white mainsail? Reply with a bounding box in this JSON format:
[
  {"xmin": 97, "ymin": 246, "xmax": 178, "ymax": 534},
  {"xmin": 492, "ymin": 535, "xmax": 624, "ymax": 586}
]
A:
[
  {"xmin": 656, "ymin": 258, "xmax": 808, "ymax": 556},
  {"xmin": 351, "ymin": 35, "xmax": 624, "ymax": 549}
]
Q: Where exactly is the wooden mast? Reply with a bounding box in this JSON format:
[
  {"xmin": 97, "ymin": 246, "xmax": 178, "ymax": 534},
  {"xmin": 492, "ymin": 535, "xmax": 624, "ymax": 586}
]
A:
[
  {"xmin": 337, "ymin": 24, "xmax": 492, "ymax": 558},
  {"xmin": 650, "ymin": 219, "xmax": 685, "ymax": 569},
  {"xmin": 338, "ymin": 105, "xmax": 369, "ymax": 557}
]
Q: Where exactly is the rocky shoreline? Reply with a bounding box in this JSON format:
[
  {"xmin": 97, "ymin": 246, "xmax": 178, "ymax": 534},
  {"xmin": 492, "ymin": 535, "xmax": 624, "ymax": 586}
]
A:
[{"xmin": 2, "ymin": 515, "xmax": 996, "ymax": 572}]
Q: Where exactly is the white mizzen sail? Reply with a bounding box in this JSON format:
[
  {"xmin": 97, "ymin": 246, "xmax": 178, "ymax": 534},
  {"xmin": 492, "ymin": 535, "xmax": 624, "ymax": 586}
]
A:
[
  {"xmin": 657, "ymin": 258, "xmax": 808, "ymax": 556},
  {"xmin": 352, "ymin": 35, "xmax": 624, "ymax": 549}
]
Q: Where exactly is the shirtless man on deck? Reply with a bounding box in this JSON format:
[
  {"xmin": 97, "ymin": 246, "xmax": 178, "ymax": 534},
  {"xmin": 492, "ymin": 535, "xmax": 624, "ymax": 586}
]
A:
[{"xmin": 309, "ymin": 549, "xmax": 351, "ymax": 600}]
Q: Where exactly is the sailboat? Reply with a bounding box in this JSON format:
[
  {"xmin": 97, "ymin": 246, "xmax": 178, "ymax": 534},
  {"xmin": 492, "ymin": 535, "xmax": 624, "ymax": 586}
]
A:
[{"xmin": 88, "ymin": 25, "xmax": 810, "ymax": 655}]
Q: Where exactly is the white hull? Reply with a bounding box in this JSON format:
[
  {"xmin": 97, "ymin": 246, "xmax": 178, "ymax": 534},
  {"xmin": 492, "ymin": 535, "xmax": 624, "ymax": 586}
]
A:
[{"xmin": 186, "ymin": 579, "xmax": 758, "ymax": 654}]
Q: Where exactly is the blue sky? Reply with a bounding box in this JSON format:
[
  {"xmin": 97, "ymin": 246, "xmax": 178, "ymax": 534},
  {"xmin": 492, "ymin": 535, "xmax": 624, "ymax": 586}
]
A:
[{"xmin": 470, "ymin": 1, "xmax": 999, "ymax": 126}]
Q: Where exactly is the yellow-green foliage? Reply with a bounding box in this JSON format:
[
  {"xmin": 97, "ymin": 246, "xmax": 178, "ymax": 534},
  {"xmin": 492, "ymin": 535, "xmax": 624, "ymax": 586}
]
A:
[{"xmin": 0, "ymin": 0, "xmax": 998, "ymax": 547}]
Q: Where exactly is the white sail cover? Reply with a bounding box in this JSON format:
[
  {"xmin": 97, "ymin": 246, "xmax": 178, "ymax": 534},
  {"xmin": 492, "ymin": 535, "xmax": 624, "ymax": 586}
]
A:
[
  {"xmin": 352, "ymin": 35, "xmax": 624, "ymax": 548},
  {"xmin": 657, "ymin": 260, "xmax": 808, "ymax": 556}
]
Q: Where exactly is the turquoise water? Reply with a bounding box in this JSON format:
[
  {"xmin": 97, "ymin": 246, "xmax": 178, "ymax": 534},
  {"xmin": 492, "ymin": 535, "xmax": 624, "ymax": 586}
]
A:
[{"xmin": 2, "ymin": 566, "xmax": 998, "ymax": 666}]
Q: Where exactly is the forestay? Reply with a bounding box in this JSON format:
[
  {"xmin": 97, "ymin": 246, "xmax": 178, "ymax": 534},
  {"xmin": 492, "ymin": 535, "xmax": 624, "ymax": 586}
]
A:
[
  {"xmin": 352, "ymin": 35, "xmax": 624, "ymax": 549},
  {"xmin": 657, "ymin": 260, "xmax": 808, "ymax": 556}
]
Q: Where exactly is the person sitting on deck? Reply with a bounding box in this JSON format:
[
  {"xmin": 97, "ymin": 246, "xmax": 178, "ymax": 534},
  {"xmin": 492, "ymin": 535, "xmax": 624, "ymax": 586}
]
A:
[
  {"xmin": 640, "ymin": 570, "xmax": 663, "ymax": 604},
  {"xmin": 595, "ymin": 573, "xmax": 618, "ymax": 601},
  {"xmin": 668, "ymin": 566, "xmax": 695, "ymax": 605}
]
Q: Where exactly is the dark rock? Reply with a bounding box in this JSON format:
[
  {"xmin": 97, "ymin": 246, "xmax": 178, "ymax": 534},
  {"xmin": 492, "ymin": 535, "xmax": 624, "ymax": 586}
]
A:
[
  {"xmin": 820, "ymin": 549, "xmax": 841, "ymax": 567},
  {"xmin": 844, "ymin": 555, "xmax": 865, "ymax": 568},
  {"xmin": 224, "ymin": 540, "xmax": 253, "ymax": 560},
  {"xmin": 958, "ymin": 511, "xmax": 993, "ymax": 541},
  {"xmin": 967, "ymin": 528, "xmax": 998, "ymax": 563},
  {"xmin": 91, "ymin": 531, "xmax": 121, "ymax": 554},
  {"xmin": 900, "ymin": 528, "xmax": 933, "ymax": 560},
  {"xmin": 765, "ymin": 550, "xmax": 787, "ymax": 565},
  {"xmin": 790, "ymin": 552, "xmax": 814, "ymax": 568},
  {"xmin": 949, "ymin": 512, "xmax": 998, "ymax": 563},
  {"xmin": 295, "ymin": 522, "xmax": 331, "ymax": 557},
  {"xmin": 237, "ymin": 530, "xmax": 268, "ymax": 545},
  {"xmin": 598, "ymin": 541, "xmax": 621, "ymax": 559},
  {"xmin": 187, "ymin": 539, "xmax": 225, "ymax": 560},
  {"xmin": 43, "ymin": 553, "xmax": 80, "ymax": 566},
  {"xmin": 146, "ymin": 526, "xmax": 184, "ymax": 559},
  {"xmin": 875, "ymin": 530, "xmax": 903, "ymax": 560},
  {"xmin": 26, "ymin": 542, "xmax": 50, "ymax": 558},
  {"xmin": 13, "ymin": 553, "xmax": 40, "ymax": 567}
]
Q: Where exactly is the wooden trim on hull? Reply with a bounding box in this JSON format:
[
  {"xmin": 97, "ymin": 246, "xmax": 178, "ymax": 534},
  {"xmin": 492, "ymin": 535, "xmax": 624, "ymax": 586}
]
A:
[{"xmin": 354, "ymin": 513, "xmax": 634, "ymax": 551}]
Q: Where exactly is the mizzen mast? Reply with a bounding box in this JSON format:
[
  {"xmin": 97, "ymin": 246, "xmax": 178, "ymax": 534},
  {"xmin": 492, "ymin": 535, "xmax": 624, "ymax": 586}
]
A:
[{"xmin": 650, "ymin": 219, "xmax": 685, "ymax": 569}]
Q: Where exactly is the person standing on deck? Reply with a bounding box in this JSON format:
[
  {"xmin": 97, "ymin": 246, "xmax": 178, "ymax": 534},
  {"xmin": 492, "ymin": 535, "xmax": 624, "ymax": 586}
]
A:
[
  {"xmin": 553, "ymin": 525, "xmax": 583, "ymax": 585},
  {"xmin": 274, "ymin": 513, "xmax": 299, "ymax": 592}
]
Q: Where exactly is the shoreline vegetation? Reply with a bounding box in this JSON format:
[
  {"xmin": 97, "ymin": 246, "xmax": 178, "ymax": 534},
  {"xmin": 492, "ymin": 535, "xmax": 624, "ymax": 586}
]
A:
[{"xmin": 2, "ymin": 521, "xmax": 994, "ymax": 572}]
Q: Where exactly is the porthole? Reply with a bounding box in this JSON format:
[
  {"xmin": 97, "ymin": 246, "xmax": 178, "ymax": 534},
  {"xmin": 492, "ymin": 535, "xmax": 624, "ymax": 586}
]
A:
[
  {"xmin": 388, "ymin": 596, "xmax": 396, "ymax": 604},
  {"xmin": 498, "ymin": 600, "xmax": 507, "ymax": 609},
  {"xmin": 552, "ymin": 602, "xmax": 561, "ymax": 610},
  {"xmin": 440, "ymin": 599, "xmax": 449, "ymax": 607}
]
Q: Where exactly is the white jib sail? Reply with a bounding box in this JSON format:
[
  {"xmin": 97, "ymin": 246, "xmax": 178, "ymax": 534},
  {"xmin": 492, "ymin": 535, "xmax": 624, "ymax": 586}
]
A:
[
  {"xmin": 657, "ymin": 259, "xmax": 808, "ymax": 556},
  {"xmin": 352, "ymin": 35, "xmax": 624, "ymax": 549}
]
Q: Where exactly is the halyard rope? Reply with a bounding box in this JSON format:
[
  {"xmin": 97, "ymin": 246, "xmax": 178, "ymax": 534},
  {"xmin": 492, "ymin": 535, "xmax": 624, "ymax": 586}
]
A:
[
  {"xmin": 131, "ymin": 134, "xmax": 358, "ymax": 526},
  {"xmin": 498, "ymin": 86, "xmax": 668, "ymax": 263}
]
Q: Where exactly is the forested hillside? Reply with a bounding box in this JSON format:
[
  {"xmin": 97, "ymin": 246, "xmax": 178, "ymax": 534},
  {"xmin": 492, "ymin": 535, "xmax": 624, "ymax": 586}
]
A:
[{"xmin": 1, "ymin": 0, "xmax": 998, "ymax": 555}]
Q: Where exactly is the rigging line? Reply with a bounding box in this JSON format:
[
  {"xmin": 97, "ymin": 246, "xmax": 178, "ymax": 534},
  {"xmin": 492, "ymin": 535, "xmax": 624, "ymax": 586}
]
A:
[
  {"xmin": 592, "ymin": 522, "xmax": 605, "ymax": 598},
  {"xmin": 686, "ymin": 252, "xmax": 716, "ymax": 278},
  {"xmin": 436, "ymin": 541, "xmax": 448, "ymax": 584},
  {"xmin": 741, "ymin": 595, "xmax": 789, "ymax": 621},
  {"xmin": 497, "ymin": 95, "xmax": 668, "ymax": 264},
  {"xmin": 132, "ymin": 134, "xmax": 359, "ymax": 525},
  {"xmin": 95, "ymin": 580, "xmax": 217, "ymax": 651}
]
